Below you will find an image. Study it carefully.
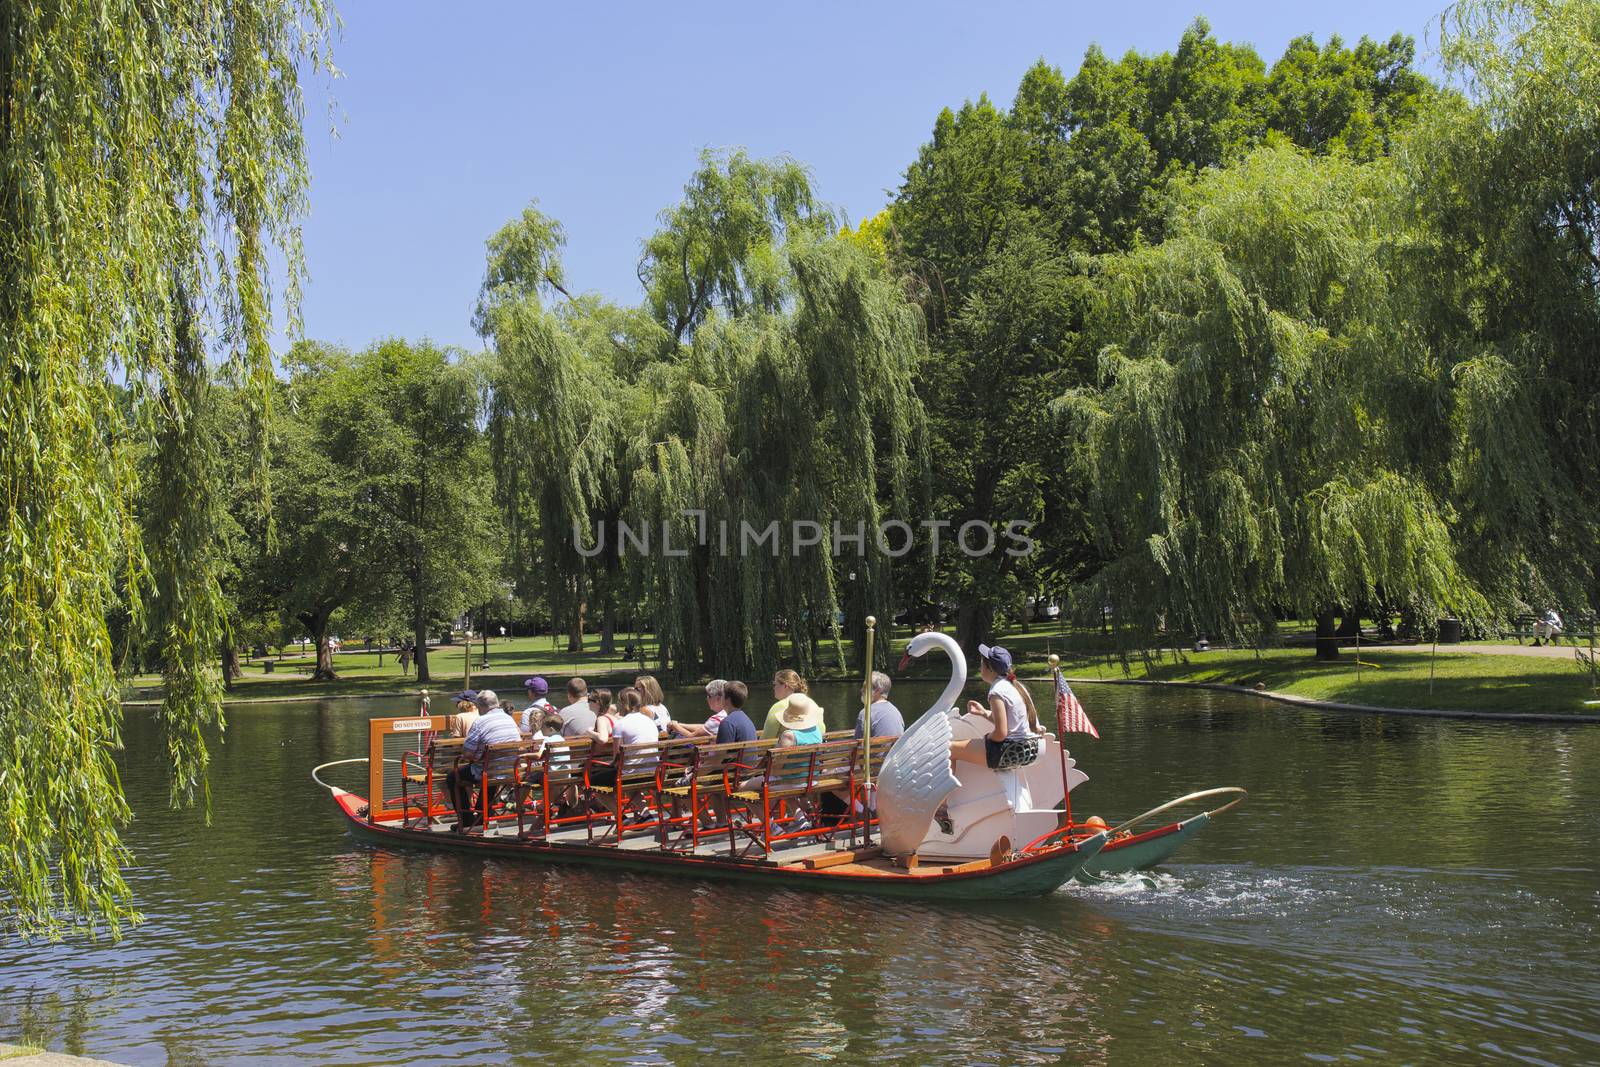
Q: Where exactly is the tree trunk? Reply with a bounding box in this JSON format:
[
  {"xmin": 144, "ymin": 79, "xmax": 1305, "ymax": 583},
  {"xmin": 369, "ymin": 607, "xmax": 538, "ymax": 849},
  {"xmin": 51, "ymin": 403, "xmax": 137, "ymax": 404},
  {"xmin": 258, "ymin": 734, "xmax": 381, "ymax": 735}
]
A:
[
  {"xmin": 1336, "ymin": 611, "xmax": 1362, "ymax": 639},
  {"xmin": 956, "ymin": 601, "xmax": 994, "ymax": 668},
  {"xmin": 221, "ymin": 639, "xmax": 241, "ymax": 690},
  {"xmin": 298, "ymin": 610, "xmax": 338, "ymax": 681},
  {"xmin": 567, "ymin": 605, "xmax": 584, "ymax": 653},
  {"xmin": 412, "ymin": 612, "xmax": 431, "ymax": 683},
  {"xmin": 1315, "ymin": 610, "xmax": 1341, "ymax": 661}
]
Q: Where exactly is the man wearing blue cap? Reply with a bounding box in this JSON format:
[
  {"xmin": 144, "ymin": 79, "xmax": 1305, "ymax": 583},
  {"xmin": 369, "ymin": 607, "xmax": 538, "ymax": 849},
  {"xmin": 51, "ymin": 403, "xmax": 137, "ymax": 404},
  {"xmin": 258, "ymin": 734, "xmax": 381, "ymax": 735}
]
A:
[{"xmin": 520, "ymin": 677, "xmax": 553, "ymax": 735}]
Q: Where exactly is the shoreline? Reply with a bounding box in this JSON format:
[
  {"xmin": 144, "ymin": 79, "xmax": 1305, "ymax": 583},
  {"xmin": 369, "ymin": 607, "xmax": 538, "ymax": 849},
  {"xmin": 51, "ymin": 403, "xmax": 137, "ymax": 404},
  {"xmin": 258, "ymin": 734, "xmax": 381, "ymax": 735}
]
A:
[
  {"xmin": 121, "ymin": 672, "xmax": 1600, "ymax": 724},
  {"xmin": 0, "ymin": 1044, "xmax": 127, "ymax": 1067},
  {"xmin": 1062, "ymin": 676, "xmax": 1600, "ymax": 724}
]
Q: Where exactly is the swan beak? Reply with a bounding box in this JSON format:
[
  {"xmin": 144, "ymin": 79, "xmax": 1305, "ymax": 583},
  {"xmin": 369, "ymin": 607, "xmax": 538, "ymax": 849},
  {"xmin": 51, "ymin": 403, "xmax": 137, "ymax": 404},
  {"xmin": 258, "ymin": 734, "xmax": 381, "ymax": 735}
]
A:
[{"xmin": 897, "ymin": 652, "xmax": 912, "ymax": 672}]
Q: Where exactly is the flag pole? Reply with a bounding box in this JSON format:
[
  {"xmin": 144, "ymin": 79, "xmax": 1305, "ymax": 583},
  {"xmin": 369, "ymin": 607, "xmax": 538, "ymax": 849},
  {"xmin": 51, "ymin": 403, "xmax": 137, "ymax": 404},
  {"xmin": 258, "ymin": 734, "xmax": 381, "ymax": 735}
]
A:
[
  {"xmin": 1050, "ymin": 654, "xmax": 1073, "ymax": 830},
  {"xmin": 861, "ymin": 615, "xmax": 877, "ymax": 846}
]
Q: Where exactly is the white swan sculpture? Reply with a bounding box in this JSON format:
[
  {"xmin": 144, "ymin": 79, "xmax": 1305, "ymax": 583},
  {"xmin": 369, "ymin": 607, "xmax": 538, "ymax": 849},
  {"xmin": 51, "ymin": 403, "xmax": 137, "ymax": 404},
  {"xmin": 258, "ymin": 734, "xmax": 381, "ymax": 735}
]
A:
[
  {"xmin": 877, "ymin": 631, "xmax": 1089, "ymax": 861},
  {"xmin": 874, "ymin": 631, "xmax": 965, "ymax": 857}
]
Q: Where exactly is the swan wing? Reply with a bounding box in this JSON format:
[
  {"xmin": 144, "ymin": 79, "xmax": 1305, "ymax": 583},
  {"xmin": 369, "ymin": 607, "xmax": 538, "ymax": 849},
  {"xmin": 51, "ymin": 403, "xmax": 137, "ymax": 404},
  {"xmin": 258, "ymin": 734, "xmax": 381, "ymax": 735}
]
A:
[{"xmin": 876, "ymin": 705, "xmax": 960, "ymax": 857}]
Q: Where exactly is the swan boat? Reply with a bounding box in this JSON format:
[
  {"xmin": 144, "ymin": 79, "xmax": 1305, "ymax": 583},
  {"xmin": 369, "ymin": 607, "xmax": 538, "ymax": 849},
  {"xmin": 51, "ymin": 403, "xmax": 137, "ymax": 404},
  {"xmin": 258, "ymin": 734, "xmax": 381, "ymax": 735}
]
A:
[
  {"xmin": 312, "ymin": 632, "xmax": 1237, "ymax": 897},
  {"xmin": 893, "ymin": 631, "xmax": 1245, "ymax": 882}
]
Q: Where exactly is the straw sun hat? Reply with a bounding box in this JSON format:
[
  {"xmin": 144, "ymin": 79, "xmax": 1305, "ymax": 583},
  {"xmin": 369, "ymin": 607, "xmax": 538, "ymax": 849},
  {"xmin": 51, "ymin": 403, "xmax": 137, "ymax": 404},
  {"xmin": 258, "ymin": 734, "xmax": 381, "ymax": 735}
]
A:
[{"xmin": 776, "ymin": 693, "xmax": 824, "ymax": 731}]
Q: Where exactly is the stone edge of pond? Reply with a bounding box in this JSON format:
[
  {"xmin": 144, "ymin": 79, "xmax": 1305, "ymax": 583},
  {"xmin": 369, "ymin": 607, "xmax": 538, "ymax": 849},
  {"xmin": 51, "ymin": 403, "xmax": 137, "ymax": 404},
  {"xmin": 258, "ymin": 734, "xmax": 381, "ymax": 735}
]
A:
[
  {"xmin": 1064, "ymin": 677, "xmax": 1600, "ymax": 724},
  {"xmin": 0, "ymin": 1045, "xmax": 129, "ymax": 1067}
]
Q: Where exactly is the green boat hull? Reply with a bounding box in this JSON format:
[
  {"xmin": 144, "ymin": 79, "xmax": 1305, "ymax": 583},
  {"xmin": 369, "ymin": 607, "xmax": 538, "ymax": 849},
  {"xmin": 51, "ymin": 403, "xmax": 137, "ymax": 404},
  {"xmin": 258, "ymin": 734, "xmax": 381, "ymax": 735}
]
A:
[
  {"xmin": 334, "ymin": 791, "xmax": 1107, "ymax": 901},
  {"xmin": 1076, "ymin": 813, "xmax": 1210, "ymax": 880}
]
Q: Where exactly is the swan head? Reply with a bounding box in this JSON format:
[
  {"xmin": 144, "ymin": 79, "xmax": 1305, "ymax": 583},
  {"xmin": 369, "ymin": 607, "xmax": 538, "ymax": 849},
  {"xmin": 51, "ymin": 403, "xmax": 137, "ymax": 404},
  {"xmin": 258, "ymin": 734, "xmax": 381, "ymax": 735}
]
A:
[{"xmin": 898, "ymin": 629, "xmax": 953, "ymax": 671}]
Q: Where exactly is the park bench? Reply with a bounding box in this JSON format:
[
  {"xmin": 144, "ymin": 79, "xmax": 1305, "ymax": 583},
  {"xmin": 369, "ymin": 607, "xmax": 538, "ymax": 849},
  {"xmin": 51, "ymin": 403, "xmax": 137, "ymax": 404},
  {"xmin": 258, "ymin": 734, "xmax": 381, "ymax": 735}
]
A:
[{"xmin": 1499, "ymin": 613, "xmax": 1598, "ymax": 645}]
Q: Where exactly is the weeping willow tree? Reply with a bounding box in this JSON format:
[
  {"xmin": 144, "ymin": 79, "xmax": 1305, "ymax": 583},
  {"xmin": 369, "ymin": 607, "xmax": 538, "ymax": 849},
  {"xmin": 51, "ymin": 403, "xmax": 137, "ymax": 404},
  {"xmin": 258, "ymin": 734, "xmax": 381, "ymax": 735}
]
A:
[
  {"xmin": 1389, "ymin": 0, "xmax": 1600, "ymax": 617},
  {"xmin": 616, "ymin": 153, "xmax": 928, "ymax": 680},
  {"xmin": 481, "ymin": 206, "xmax": 623, "ymax": 651},
  {"xmin": 1, "ymin": 2, "xmax": 333, "ymax": 937},
  {"xmin": 483, "ymin": 154, "xmax": 928, "ymax": 679},
  {"xmin": 1060, "ymin": 144, "xmax": 1482, "ymax": 658}
]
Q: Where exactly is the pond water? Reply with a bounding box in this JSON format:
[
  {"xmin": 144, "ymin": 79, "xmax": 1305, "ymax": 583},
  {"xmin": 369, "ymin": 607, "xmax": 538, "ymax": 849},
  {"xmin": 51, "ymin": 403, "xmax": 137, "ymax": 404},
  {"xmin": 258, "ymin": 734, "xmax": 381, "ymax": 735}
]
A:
[{"xmin": 2, "ymin": 681, "xmax": 1597, "ymax": 1065}]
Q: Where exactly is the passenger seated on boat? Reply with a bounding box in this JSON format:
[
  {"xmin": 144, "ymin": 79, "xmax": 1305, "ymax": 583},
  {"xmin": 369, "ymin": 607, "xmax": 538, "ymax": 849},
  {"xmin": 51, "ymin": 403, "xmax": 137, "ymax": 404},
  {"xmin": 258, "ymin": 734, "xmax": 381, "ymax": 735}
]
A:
[
  {"xmin": 774, "ymin": 693, "xmax": 826, "ymax": 748},
  {"xmin": 951, "ymin": 645, "xmax": 1041, "ymax": 772},
  {"xmin": 742, "ymin": 694, "xmax": 825, "ymax": 791},
  {"xmin": 534, "ymin": 713, "xmax": 568, "ymax": 765},
  {"xmin": 582, "ymin": 689, "xmax": 619, "ymax": 788},
  {"xmin": 856, "ymin": 672, "xmax": 904, "ymax": 739},
  {"xmin": 446, "ymin": 690, "xmax": 480, "ymax": 738},
  {"xmin": 761, "ymin": 669, "xmax": 809, "ymax": 739},
  {"xmin": 448, "ymin": 689, "xmax": 521, "ymax": 831},
  {"xmin": 558, "ymin": 677, "xmax": 594, "ymax": 739},
  {"xmin": 520, "ymin": 676, "xmax": 554, "ymax": 735},
  {"xmin": 612, "ymin": 688, "xmax": 661, "ymax": 767},
  {"xmin": 715, "ymin": 680, "xmax": 757, "ymax": 745},
  {"xmin": 635, "ymin": 674, "xmax": 671, "ymax": 734},
  {"xmin": 668, "ymin": 679, "xmax": 727, "ymax": 739}
]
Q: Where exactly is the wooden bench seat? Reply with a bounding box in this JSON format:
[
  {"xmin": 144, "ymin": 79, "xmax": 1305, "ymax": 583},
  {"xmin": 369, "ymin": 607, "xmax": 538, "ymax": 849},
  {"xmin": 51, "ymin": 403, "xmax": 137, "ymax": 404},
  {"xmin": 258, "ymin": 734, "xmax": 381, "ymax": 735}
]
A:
[
  {"xmin": 513, "ymin": 736, "xmax": 594, "ymax": 839},
  {"xmin": 731, "ymin": 740, "xmax": 861, "ymax": 857},
  {"xmin": 400, "ymin": 737, "xmax": 463, "ymax": 827}
]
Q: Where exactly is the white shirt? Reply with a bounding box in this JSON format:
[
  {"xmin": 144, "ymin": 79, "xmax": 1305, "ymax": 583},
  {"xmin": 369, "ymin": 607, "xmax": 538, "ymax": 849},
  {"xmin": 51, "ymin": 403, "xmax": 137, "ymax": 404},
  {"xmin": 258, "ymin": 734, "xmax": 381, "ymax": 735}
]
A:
[
  {"xmin": 646, "ymin": 703, "xmax": 671, "ymax": 733},
  {"xmin": 536, "ymin": 731, "xmax": 569, "ymax": 766},
  {"xmin": 613, "ymin": 710, "xmax": 660, "ymax": 769},
  {"xmin": 988, "ymin": 678, "xmax": 1033, "ymax": 740}
]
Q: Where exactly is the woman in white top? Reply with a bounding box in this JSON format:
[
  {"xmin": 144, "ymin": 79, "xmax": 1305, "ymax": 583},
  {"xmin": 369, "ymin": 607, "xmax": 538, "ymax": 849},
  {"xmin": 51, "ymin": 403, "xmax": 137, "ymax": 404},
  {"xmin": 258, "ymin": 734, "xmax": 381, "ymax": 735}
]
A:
[
  {"xmin": 950, "ymin": 644, "xmax": 1041, "ymax": 771},
  {"xmin": 611, "ymin": 687, "xmax": 662, "ymax": 773},
  {"xmin": 635, "ymin": 674, "xmax": 671, "ymax": 733}
]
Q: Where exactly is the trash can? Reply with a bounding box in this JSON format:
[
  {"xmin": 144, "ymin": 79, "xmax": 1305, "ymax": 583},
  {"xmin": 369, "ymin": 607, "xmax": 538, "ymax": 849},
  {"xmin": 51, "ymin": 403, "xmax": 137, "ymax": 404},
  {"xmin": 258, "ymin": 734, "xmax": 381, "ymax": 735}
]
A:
[
  {"xmin": 262, "ymin": 660, "xmax": 275, "ymax": 673},
  {"xmin": 1438, "ymin": 618, "xmax": 1462, "ymax": 644}
]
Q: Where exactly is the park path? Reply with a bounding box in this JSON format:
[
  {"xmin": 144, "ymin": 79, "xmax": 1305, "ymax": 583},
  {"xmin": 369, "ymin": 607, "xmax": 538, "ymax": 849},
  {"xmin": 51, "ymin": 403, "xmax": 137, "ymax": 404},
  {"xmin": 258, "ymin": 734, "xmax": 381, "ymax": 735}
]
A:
[{"xmin": 1358, "ymin": 641, "xmax": 1592, "ymax": 659}]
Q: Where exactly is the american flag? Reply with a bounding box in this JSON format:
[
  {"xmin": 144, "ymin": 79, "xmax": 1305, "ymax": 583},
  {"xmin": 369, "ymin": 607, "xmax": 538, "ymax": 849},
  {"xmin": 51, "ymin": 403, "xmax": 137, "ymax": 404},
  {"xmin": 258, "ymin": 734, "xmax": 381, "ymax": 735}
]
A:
[{"xmin": 1055, "ymin": 671, "xmax": 1099, "ymax": 739}]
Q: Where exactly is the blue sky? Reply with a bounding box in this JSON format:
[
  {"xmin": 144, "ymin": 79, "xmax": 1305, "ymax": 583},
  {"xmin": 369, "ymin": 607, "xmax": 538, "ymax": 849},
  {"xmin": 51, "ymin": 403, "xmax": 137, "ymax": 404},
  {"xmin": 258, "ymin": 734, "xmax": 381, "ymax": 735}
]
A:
[{"xmin": 289, "ymin": 0, "xmax": 1452, "ymax": 354}]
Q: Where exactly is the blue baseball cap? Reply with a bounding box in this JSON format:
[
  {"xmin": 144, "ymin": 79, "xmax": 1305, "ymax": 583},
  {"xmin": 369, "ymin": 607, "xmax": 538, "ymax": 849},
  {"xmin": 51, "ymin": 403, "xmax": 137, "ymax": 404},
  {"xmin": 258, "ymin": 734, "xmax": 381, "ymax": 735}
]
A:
[
  {"xmin": 523, "ymin": 676, "xmax": 549, "ymax": 695},
  {"xmin": 451, "ymin": 690, "xmax": 478, "ymax": 703},
  {"xmin": 977, "ymin": 644, "xmax": 1013, "ymax": 674}
]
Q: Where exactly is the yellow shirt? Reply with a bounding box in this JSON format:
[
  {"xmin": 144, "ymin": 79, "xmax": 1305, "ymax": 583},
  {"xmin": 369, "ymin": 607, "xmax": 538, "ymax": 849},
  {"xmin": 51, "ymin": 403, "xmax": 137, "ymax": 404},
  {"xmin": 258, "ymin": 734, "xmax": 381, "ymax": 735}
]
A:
[{"xmin": 761, "ymin": 698, "xmax": 789, "ymax": 739}]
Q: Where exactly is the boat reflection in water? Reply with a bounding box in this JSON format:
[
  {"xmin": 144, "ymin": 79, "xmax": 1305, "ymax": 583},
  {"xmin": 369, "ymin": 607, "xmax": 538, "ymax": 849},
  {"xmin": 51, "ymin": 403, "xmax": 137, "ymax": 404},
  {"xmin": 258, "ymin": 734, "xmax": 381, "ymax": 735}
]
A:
[{"xmin": 346, "ymin": 838, "xmax": 1123, "ymax": 1065}]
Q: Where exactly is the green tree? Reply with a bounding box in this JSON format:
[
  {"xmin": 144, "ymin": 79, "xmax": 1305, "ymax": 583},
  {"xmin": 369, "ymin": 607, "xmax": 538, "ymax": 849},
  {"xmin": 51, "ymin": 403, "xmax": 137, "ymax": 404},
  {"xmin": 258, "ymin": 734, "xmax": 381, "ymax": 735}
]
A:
[
  {"xmin": 1, "ymin": 0, "xmax": 332, "ymax": 937},
  {"xmin": 1059, "ymin": 145, "xmax": 1479, "ymax": 657},
  {"xmin": 1394, "ymin": 0, "xmax": 1600, "ymax": 615},
  {"xmin": 265, "ymin": 341, "xmax": 499, "ymax": 681}
]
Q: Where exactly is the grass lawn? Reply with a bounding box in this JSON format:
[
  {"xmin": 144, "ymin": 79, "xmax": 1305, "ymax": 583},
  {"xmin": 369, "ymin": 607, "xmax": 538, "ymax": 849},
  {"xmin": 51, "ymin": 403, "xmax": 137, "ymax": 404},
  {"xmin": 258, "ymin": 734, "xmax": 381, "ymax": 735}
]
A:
[
  {"xmin": 121, "ymin": 624, "xmax": 1599, "ymax": 716},
  {"xmin": 1049, "ymin": 646, "xmax": 1599, "ymax": 715}
]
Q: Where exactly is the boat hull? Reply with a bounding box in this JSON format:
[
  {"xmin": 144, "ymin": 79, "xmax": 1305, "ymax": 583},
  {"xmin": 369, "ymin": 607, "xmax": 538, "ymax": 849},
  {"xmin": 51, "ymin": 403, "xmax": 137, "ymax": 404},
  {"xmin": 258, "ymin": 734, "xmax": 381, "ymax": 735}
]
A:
[
  {"xmin": 1076, "ymin": 813, "xmax": 1210, "ymax": 879},
  {"xmin": 330, "ymin": 791, "xmax": 1105, "ymax": 901}
]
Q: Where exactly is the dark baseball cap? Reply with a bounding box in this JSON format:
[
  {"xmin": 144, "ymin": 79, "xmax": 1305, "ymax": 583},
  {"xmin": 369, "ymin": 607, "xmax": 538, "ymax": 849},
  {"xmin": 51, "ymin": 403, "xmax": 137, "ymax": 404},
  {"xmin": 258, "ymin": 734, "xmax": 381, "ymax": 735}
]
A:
[{"xmin": 977, "ymin": 644, "xmax": 1013, "ymax": 674}]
